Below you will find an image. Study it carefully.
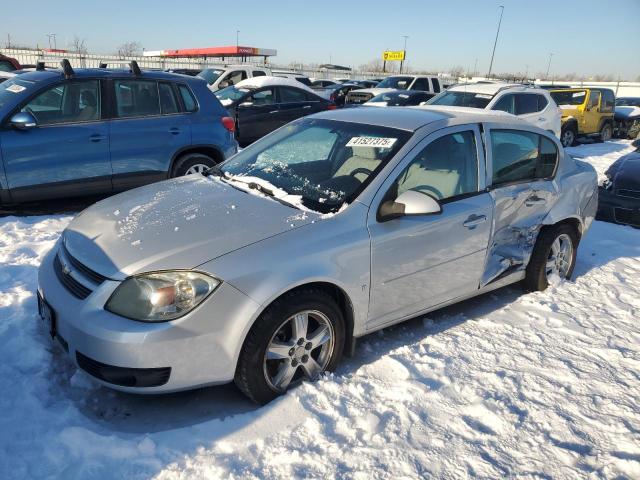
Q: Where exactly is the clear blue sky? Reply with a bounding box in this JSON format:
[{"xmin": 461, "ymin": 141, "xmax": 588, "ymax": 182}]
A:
[{"xmin": 3, "ymin": 0, "xmax": 639, "ymax": 79}]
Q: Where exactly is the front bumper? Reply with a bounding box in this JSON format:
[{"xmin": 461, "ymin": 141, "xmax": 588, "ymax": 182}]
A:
[
  {"xmin": 37, "ymin": 245, "xmax": 261, "ymax": 393},
  {"xmin": 597, "ymin": 186, "xmax": 640, "ymax": 227}
]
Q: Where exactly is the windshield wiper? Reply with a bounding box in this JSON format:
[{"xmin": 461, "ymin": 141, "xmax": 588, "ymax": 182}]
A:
[{"xmin": 204, "ymin": 164, "xmax": 225, "ymax": 177}]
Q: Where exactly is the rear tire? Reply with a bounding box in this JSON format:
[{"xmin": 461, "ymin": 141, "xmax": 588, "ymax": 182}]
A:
[
  {"xmin": 234, "ymin": 288, "xmax": 345, "ymax": 405},
  {"xmin": 171, "ymin": 153, "xmax": 216, "ymax": 177},
  {"xmin": 524, "ymin": 224, "xmax": 579, "ymax": 292},
  {"xmin": 560, "ymin": 124, "xmax": 577, "ymax": 147},
  {"xmin": 595, "ymin": 122, "xmax": 612, "ymax": 143}
]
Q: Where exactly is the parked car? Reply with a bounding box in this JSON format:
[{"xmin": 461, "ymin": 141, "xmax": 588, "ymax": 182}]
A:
[
  {"xmin": 613, "ymin": 97, "xmax": 640, "ymax": 139},
  {"xmin": 0, "ymin": 54, "xmax": 21, "ymax": 72},
  {"xmin": 0, "ymin": 61, "xmax": 237, "ymax": 205},
  {"xmin": 165, "ymin": 68, "xmax": 201, "ymax": 77},
  {"xmin": 597, "ymin": 138, "xmax": 640, "ymax": 227},
  {"xmin": 364, "ymin": 89, "xmax": 435, "ymax": 107},
  {"xmin": 352, "ymin": 79, "xmax": 379, "ymax": 88},
  {"xmin": 314, "ymin": 83, "xmax": 366, "ymax": 107},
  {"xmin": 198, "ymin": 65, "xmax": 272, "ymax": 91},
  {"xmin": 37, "ymin": 107, "xmax": 597, "ymax": 404},
  {"xmin": 345, "ymin": 75, "xmax": 444, "ymax": 105},
  {"xmin": 549, "ymin": 88, "xmax": 615, "ymax": 147},
  {"xmin": 311, "ymin": 79, "xmax": 338, "ymax": 88},
  {"xmin": 214, "ymin": 76, "xmax": 335, "ymax": 145},
  {"xmin": 272, "ymin": 70, "xmax": 313, "ymax": 87},
  {"xmin": 428, "ymin": 83, "xmax": 561, "ymax": 139}
]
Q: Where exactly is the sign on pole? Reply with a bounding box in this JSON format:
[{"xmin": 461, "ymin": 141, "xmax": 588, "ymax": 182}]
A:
[{"xmin": 382, "ymin": 50, "xmax": 405, "ymax": 61}]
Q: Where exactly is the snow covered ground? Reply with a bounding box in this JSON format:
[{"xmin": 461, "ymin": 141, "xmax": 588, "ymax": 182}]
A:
[{"xmin": 0, "ymin": 141, "xmax": 639, "ymax": 479}]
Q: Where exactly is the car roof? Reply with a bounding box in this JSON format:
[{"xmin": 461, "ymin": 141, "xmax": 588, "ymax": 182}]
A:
[
  {"xmin": 448, "ymin": 82, "xmax": 539, "ymax": 95},
  {"xmin": 235, "ymin": 75, "xmax": 316, "ymax": 93},
  {"xmin": 5, "ymin": 67, "xmax": 205, "ymax": 83},
  {"xmin": 312, "ymin": 105, "xmax": 517, "ymax": 131}
]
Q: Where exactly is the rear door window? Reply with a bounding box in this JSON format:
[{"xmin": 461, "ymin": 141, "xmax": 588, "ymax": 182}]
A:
[
  {"xmin": 515, "ymin": 94, "xmax": 539, "ymax": 115},
  {"xmin": 411, "ymin": 78, "xmax": 430, "ymax": 91},
  {"xmin": 492, "ymin": 94, "xmax": 515, "ymax": 114},
  {"xmin": 537, "ymin": 94, "xmax": 548, "ymax": 111},
  {"xmin": 249, "ymin": 88, "xmax": 276, "ymax": 105},
  {"xmin": 432, "ymin": 78, "xmax": 441, "ymax": 93},
  {"xmin": 279, "ymin": 87, "xmax": 308, "ymax": 103},
  {"xmin": 114, "ymin": 80, "xmax": 160, "ymax": 117},
  {"xmin": 159, "ymin": 83, "xmax": 179, "ymax": 114},
  {"xmin": 252, "ymin": 70, "xmax": 267, "ymax": 77},
  {"xmin": 490, "ymin": 129, "xmax": 557, "ymax": 185}
]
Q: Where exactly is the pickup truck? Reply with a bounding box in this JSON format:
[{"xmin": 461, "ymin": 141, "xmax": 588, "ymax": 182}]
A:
[{"xmin": 198, "ymin": 65, "xmax": 272, "ymax": 92}]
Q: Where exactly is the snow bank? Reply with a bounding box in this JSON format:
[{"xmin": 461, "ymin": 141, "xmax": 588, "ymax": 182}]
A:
[{"xmin": 1, "ymin": 141, "xmax": 639, "ymax": 479}]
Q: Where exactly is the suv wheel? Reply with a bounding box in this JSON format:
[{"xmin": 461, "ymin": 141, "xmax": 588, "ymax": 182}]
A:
[
  {"xmin": 234, "ymin": 288, "xmax": 345, "ymax": 404},
  {"xmin": 596, "ymin": 123, "xmax": 612, "ymax": 143},
  {"xmin": 524, "ymin": 224, "xmax": 578, "ymax": 292},
  {"xmin": 171, "ymin": 153, "xmax": 216, "ymax": 177},
  {"xmin": 560, "ymin": 125, "xmax": 577, "ymax": 147}
]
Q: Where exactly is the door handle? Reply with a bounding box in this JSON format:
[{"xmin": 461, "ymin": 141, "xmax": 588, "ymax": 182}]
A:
[
  {"xmin": 89, "ymin": 134, "xmax": 106, "ymax": 142},
  {"xmin": 303, "ymin": 105, "xmax": 312, "ymax": 109},
  {"xmin": 525, "ymin": 195, "xmax": 547, "ymax": 206},
  {"xmin": 463, "ymin": 214, "xmax": 487, "ymax": 229},
  {"xmin": 169, "ymin": 127, "xmax": 181, "ymax": 135},
  {"xmin": 538, "ymin": 117, "xmax": 546, "ymax": 121},
  {"xmin": 269, "ymin": 110, "xmax": 278, "ymax": 114}
]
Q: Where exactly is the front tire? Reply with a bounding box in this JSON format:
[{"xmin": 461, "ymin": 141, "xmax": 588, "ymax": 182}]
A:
[
  {"xmin": 171, "ymin": 153, "xmax": 216, "ymax": 177},
  {"xmin": 234, "ymin": 288, "xmax": 345, "ymax": 404},
  {"xmin": 524, "ymin": 224, "xmax": 578, "ymax": 292}
]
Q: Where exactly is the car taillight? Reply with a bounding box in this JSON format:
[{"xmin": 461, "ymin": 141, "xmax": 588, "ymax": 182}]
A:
[
  {"xmin": 330, "ymin": 93, "xmax": 336, "ymax": 102},
  {"xmin": 221, "ymin": 116, "xmax": 235, "ymax": 133},
  {"xmin": 327, "ymin": 103, "xmax": 337, "ymax": 110}
]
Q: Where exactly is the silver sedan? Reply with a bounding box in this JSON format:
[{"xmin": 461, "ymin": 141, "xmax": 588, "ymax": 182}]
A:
[{"xmin": 38, "ymin": 106, "xmax": 598, "ymax": 403}]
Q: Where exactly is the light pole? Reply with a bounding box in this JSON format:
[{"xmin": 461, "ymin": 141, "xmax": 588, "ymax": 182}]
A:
[
  {"xmin": 46, "ymin": 33, "xmax": 57, "ymax": 50},
  {"xmin": 400, "ymin": 35, "xmax": 409, "ymax": 74},
  {"xmin": 236, "ymin": 30, "xmax": 239, "ymax": 48},
  {"xmin": 487, "ymin": 5, "xmax": 504, "ymax": 78},
  {"xmin": 545, "ymin": 52, "xmax": 554, "ymax": 80}
]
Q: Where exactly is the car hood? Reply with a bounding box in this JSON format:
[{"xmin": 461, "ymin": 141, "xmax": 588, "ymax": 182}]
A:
[
  {"xmin": 352, "ymin": 88, "xmax": 395, "ymax": 96},
  {"xmin": 63, "ymin": 175, "xmax": 319, "ymax": 280},
  {"xmin": 606, "ymin": 151, "xmax": 640, "ymax": 190},
  {"xmin": 615, "ymin": 105, "xmax": 640, "ymax": 120}
]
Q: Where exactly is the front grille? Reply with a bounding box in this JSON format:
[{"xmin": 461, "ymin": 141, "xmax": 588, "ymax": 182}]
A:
[
  {"xmin": 614, "ymin": 207, "xmax": 640, "ymax": 227},
  {"xmin": 61, "ymin": 243, "xmax": 107, "ymax": 284},
  {"xmin": 346, "ymin": 92, "xmax": 373, "ymax": 104},
  {"xmin": 76, "ymin": 352, "xmax": 171, "ymax": 388},
  {"xmin": 54, "ymin": 254, "xmax": 92, "ymax": 299},
  {"xmin": 617, "ymin": 189, "xmax": 640, "ymax": 199}
]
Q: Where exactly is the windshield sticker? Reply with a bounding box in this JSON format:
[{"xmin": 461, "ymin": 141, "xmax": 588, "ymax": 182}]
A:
[
  {"xmin": 346, "ymin": 137, "xmax": 397, "ymax": 148},
  {"xmin": 475, "ymin": 93, "xmax": 493, "ymax": 99},
  {"xmin": 572, "ymin": 92, "xmax": 585, "ymax": 98},
  {"xmin": 5, "ymin": 84, "xmax": 26, "ymax": 93}
]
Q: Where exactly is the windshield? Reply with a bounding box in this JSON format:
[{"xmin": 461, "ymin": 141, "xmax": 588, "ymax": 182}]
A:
[
  {"xmin": 214, "ymin": 85, "xmax": 250, "ymax": 103},
  {"xmin": 0, "ymin": 78, "xmax": 33, "ymax": 108},
  {"xmin": 428, "ymin": 90, "xmax": 492, "ymax": 108},
  {"xmin": 376, "ymin": 76, "xmax": 413, "ymax": 89},
  {"xmin": 616, "ymin": 97, "xmax": 640, "ymax": 107},
  {"xmin": 197, "ymin": 68, "xmax": 224, "ymax": 85},
  {"xmin": 550, "ymin": 90, "xmax": 587, "ymax": 106},
  {"xmin": 219, "ymin": 118, "xmax": 411, "ymax": 214}
]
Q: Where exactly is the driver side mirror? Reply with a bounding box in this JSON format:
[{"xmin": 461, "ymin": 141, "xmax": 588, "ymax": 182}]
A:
[
  {"xmin": 378, "ymin": 190, "xmax": 442, "ymax": 222},
  {"xmin": 10, "ymin": 112, "xmax": 37, "ymax": 130},
  {"xmin": 632, "ymin": 138, "xmax": 640, "ymax": 149}
]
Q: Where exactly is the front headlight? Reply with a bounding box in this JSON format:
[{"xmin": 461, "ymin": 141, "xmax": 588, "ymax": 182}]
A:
[{"xmin": 105, "ymin": 271, "xmax": 220, "ymax": 322}]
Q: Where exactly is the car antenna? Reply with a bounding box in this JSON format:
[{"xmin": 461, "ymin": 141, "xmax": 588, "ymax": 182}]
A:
[
  {"xmin": 36, "ymin": 61, "xmax": 46, "ymax": 71},
  {"xmin": 60, "ymin": 59, "xmax": 74, "ymax": 79},
  {"xmin": 130, "ymin": 60, "xmax": 142, "ymax": 76}
]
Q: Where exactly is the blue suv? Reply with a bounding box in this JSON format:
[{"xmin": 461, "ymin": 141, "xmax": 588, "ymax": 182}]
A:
[{"xmin": 0, "ymin": 61, "xmax": 238, "ymax": 205}]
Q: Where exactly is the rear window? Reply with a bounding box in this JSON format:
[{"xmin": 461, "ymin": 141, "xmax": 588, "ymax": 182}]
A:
[{"xmin": 178, "ymin": 84, "xmax": 197, "ymax": 112}]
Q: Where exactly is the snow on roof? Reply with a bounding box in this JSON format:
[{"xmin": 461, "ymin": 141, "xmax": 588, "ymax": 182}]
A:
[
  {"xmin": 447, "ymin": 82, "xmax": 528, "ymax": 95},
  {"xmin": 235, "ymin": 75, "xmax": 315, "ymax": 93}
]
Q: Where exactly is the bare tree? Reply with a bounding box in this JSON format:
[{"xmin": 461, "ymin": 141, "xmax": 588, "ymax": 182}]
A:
[
  {"xmin": 116, "ymin": 41, "xmax": 142, "ymax": 58},
  {"xmin": 449, "ymin": 65, "xmax": 465, "ymax": 80},
  {"xmin": 358, "ymin": 59, "xmax": 385, "ymax": 73},
  {"xmin": 70, "ymin": 36, "xmax": 88, "ymax": 54}
]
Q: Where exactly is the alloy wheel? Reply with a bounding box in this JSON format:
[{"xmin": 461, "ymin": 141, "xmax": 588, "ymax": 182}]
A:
[
  {"xmin": 263, "ymin": 310, "xmax": 335, "ymax": 391},
  {"xmin": 185, "ymin": 164, "xmax": 210, "ymax": 175},
  {"xmin": 561, "ymin": 129, "xmax": 575, "ymax": 147},
  {"xmin": 545, "ymin": 233, "xmax": 574, "ymax": 279}
]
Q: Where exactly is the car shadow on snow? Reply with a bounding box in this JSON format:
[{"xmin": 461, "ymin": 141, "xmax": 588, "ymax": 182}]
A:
[
  {"xmin": 564, "ymin": 138, "xmax": 632, "ymax": 158},
  {"xmin": 0, "ymin": 194, "xmax": 109, "ymax": 217}
]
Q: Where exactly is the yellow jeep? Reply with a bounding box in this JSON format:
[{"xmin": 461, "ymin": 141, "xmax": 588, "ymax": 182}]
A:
[{"xmin": 549, "ymin": 88, "xmax": 615, "ymax": 147}]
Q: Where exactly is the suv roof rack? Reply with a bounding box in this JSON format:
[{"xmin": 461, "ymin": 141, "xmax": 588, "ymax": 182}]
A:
[
  {"xmin": 98, "ymin": 60, "xmax": 142, "ymax": 75},
  {"xmin": 60, "ymin": 59, "xmax": 74, "ymax": 79}
]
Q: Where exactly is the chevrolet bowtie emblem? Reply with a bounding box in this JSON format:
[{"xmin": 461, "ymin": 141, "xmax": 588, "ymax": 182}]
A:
[{"xmin": 61, "ymin": 263, "xmax": 71, "ymax": 275}]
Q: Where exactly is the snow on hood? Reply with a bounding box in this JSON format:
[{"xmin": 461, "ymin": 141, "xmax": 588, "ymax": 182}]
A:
[
  {"xmin": 235, "ymin": 76, "xmax": 316, "ymax": 94},
  {"xmin": 220, "ymin": 98, "xmax": 234, "ymax": 107},
  {"xmin": 63, "ymin": 175, "xmax": 320, "ymax": 279},
  {"xmin": 351, "ymin": 87, "xmax": 395, "ymax": 96}
]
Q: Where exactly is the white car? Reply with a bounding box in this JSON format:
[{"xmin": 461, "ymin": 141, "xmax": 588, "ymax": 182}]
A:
[
  {"xmin": 198, "ymin": 65, "xmax": 272, "ymax": 91},
  {"xmin": 272, "ymin": 70, "xmax": 313, "ymax": 87},
  {"xmin": 345, "ymin": 75, "xmax": 447, "ymax": 105},
  {"xmin": 428, "ymin": 83, "xmax": 562, "ymax": 138}
]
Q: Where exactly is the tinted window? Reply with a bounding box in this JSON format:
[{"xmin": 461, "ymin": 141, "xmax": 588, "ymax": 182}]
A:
[
  {"xmin": 551, "ymin": 90, "xmax": 586, "ymax": 106},
  {"xmin": 252, "ymin": 70, "xmax": 266, "ymax": 77},
  {"xmin": 537, "ymin": 95, "xmax": 548, "ymax": 111},
  {"xmin": 411, "ymin": 78, "xmax": 430, "ymax": 91},
  {"xmin": 249, "ymin": 88, "xmax": 275, "ymax": 105},
  {"xmin": 159, "ymin": 83, "xmax": 179, "ymax": 114},
  {"xmin": 296, "ymin": 77, "xmax": 313, "ymax": 87},
  {"xmin": 115, "ymin": 80, "xmax": 160, "ymax": 117},
  {"xmin": 178, "ymin": 84, "xmax": 197, "ymax": 112},
  {"xmin": 490, "ymin": 130, "xmax": 557, "ymax": 185},
  {"xmin": 588, "ymin": 90, "xmax": 600, "ymax": 109},
  {"xmin": 279, "ymin": 87, "xmax": 308, "ymax": 103},
  {"xmin": 21, "ymin": 80, "xmax": 100, "ymax": 125},
  {"xmin": 225, "ymin": 70, "xmax": 247, "ymax": 86},
  {"xmin": 601, "ymin": 90, "xmax": 615, "ymax": 113},
  {"xmin": 515, "ymin": 94, "xmax": 539, "ymax": 114},
  {"xmin": 393, "ymin": 131, "xmax": 478, "ymax": 201},
  {"xmin": 492, "ymin": 94, "xmax": 515, "ymax": 114},
  {"xmin": 432, "ymin": 78, "xmax": 440, "ymax": 93},
  {"xmin": 430, "ymin": 91, "xmax": 492, "ymax": 108},
  {"xmin": 0, "ymin": 60, "xmax": 16, "ymax": 72}
]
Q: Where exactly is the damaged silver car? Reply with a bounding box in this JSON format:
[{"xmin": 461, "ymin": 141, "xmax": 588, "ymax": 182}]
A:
[{"xmin": 37, "ymin": 106, "xmax": 598, "ymax": 404}]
